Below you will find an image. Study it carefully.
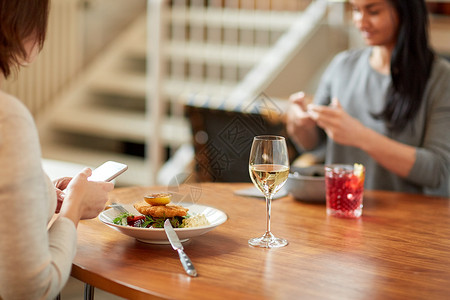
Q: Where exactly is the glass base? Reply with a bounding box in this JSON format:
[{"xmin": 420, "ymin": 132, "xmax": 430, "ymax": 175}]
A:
[
  {"xmin": 327, "ymin": 208, "xmax": 362, "ymax": 218},
  {"xmin": 248, "ymin": 232, "xmax": 288, "ymax": 248}
]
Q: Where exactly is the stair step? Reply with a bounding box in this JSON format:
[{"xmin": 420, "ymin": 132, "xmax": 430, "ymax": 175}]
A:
[
  {"xmin": 87, "ymin": 68, "xmax": 236, "ymax": 103},
  {"xmin": 167, "ymin": 41, "xmax": 268, "ymax": 66},
  {"xmin": 164, "ymin": 78, "xmax": 236, "ymax": 101},
  {"xmin": 88, "ymin": 71, "xmax": 147, "ymax": 99},
  {"xmin": 86, "ymin": 40, "xmax": 267, "ymax": 98},
  {"xmin": 108, "ymin": 41, "xmax": 271, "ymax": 71},
  {"xmin": 51, "ymin": 97, "xmax": 191, "ymax": 146},
  {"xmin": 170, "ymin": 7, "xmax": 300, "ymax": 31}
]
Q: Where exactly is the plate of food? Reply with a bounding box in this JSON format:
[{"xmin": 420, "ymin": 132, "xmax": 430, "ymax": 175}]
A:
[{"xmin": 99, "ymin": 193, "xmax": 228, "ymax": 244}]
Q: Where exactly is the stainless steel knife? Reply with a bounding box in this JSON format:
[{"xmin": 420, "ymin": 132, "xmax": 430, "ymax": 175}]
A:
[{"xmin": 164, "ymin": 219, "xmax": 198, "ymax": 277}]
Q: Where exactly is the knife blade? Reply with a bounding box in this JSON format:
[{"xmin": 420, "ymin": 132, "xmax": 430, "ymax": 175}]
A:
[{"xmin": 164, "ymin": 219, "xmax": 198, "ymax": 277}]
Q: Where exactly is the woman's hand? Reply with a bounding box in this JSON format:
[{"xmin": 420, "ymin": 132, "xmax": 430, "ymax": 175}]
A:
[
  {"xmin": 53, "ymin": 177, "xmax": 72, "ymax": 213},
  {"xmin": 307, "ymin": 98, "xmax": 367, "ymax": 147},
  {"xmin": 286, "ymin": 92, "xmax": 316, "ymax": 131},
  {"xmin": 286, "ymin": 91, "xmax": 319, "ymax": 150},
  {"xmin": 308, "ymin": 97, "xmax": 417, "ymax": 178},
  {"xmin": 59, "ymin": 168, "xmax": 114, "ymax": 225}
]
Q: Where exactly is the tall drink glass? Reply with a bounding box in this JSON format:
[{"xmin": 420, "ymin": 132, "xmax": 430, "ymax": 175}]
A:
[
  {"xmin": 248, "ymin": 135, "xmax": 289, "ymax": 248},
  {"xmin": 325, "ymin": 164, "xmax": 365, "ymax": 218}
]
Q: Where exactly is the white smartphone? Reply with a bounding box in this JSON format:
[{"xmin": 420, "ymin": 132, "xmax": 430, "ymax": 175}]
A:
[{"xmin": 88, "ymin": 161, "xmax": 128, "ymax": 182}]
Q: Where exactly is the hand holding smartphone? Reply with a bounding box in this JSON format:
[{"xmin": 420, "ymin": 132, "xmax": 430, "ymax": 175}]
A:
[
  {"xmin": 55, "ymin": 161, "xmax": 127, "ymax": 220},
  {"xmin": 88, "ymin": 161, "xmax": 128, "ymax": 182}
]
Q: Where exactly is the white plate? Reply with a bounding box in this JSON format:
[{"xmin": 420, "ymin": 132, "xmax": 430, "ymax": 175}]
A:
[{"xmin": 99, "ymin": 203, "xmax": 228, "ymax": 244}]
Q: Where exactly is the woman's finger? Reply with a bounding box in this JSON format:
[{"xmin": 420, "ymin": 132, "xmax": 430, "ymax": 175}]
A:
[
  {"xmin": 289, "ymin": 91, "xmax": 305, "ymax": 102},
  {"xmin": 330, "ymin": 97, "xmax": 341, "ymax": 108}
]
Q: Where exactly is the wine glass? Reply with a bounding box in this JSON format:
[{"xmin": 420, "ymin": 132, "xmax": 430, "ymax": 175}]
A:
[{"xmin": 248, "ymin": 135, "xmax": 289, "ymax": 248}]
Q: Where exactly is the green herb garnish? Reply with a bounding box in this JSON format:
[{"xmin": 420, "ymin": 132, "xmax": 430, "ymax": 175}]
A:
[
  {"xmin": 113, "ymin": 212, "xmax": 131, "ymax": 225},
  {"xmin": 112, "ymin": 212, "xmax": 187, "ymax": 229}
]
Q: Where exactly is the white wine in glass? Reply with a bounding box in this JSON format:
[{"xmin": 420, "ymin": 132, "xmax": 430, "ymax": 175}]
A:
[{"xmin": 248, "ymin": 135, "xmax": 289, "ymax": 248}]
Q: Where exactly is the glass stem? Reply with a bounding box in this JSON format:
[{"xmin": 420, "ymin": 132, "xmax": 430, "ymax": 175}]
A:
[{"xmin": 265, "ymin": 193, "xmax": 273, "ymax": 234}]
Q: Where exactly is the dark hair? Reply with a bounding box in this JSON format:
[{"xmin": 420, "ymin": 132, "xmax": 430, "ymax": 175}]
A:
[
  {"xmin": 376, "ymin": 0, "xmax": 435, "ymax": 131},
  {"xmin": 0, "ymin": 0, "xmax": 50, "ymax": 78}
]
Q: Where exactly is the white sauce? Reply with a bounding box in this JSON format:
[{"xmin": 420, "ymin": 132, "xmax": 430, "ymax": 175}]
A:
[{"xmin": 182, "ymin": 214, "xmax": 210, "ymax": 228}]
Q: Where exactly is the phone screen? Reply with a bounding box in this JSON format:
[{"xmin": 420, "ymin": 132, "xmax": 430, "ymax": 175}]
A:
[{"xmin": 88, "ymin": 161, "xmax": 128, "ymax": 182}]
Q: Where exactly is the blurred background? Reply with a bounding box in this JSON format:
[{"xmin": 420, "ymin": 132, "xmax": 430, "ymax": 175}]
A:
[{"xmin": 3, "ymin": 0, "xmax": 450, "ymax": 187}]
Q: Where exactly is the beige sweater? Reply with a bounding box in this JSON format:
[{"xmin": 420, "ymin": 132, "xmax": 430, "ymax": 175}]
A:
[{"xmin": 0, "ymin": 91, "xmax": 77, "ymax": 300}]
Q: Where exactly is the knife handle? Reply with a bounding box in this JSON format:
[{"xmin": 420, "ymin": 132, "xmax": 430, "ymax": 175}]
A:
[{"xmin": 177, "ymin": 249, "xmax": 198, "ymax": 277}]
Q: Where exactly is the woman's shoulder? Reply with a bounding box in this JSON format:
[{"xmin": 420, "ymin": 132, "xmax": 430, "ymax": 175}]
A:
[
  {"xmin": 426, "ymin": 56, "xmax": 450, "ymax": 106},
  {"xmin": 324, "ymin": 47, "xmax": 370, "ymax": 75},
  {"xmin": 431, "ymin": 56, "xmax": 450, "ymax": 78},
  {"xmin": 0, "ymin": 91, "xmax": 33, "ymax": 122},
  {"xmin": 331, "ymin": 47, "xmax": 370, "ymax": 67},
  {"xmin": 428, "ymin": 56, "xmax": 450, "ymax": 92}
]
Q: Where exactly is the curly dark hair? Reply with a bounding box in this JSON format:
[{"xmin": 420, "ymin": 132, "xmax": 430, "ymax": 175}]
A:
[
  {"xmin": 0, "ymin": 0, "xmax": 50, "ymax": 78},
  {"xmin": 376, "ymin": 0, "xmax": 435, "ymax": 131}
]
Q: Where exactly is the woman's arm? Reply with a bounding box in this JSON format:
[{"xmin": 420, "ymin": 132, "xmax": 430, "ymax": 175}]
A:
[
  {"xmin": 0, "ymin": 98, "xmax": 113, "ymax": 299},
  {"xmin": 309, "ymin": 98, "xmax": 416, "ymax": 177},
  {"xmin": 357, "ymin": 127, "xmax": 416, "ymax": 177},
  {"xmin": 0, "ymin": 109, "xmax": 75, "ymax": 299}
]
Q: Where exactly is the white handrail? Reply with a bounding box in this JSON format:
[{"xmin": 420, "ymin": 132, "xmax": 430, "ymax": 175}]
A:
[
  {"xmin": 147, "ymin": 0, "xmax": 167, "ymax": 184},
  {"xmin": 222, "ymin": 0, "xmax": 328, "ymax": 111}
]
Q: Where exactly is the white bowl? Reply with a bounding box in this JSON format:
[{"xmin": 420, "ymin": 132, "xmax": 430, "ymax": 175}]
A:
[
  {"xmin": 99, "ymin": 203, "xmax": 228, "ymax": 244},
  {"xmin": 285, "ymin": 165, "xmax": 326, "ymax": 203}
]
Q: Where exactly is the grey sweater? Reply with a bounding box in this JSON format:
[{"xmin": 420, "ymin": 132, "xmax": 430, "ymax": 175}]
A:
[
  {"xmin": 0, "ymin": 91, "xmax": 77, "ymax": 299},
  {"xmin": 314, "ymin": 48, "xmax": 450, "ymax": 196}
]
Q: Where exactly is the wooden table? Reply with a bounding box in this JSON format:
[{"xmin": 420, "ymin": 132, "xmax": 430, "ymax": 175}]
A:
[{"xmin": 71, "ymin": 183, "xmax": 450, "ymax": 300}]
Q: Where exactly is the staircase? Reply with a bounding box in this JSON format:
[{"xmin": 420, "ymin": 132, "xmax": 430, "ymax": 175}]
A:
[
  {"xmin": 40, "ymin": 14, "xmax": 156, "ymax": 186},
  {"xmin": 40, "ymin": 0, "xmax": 338, "ymax": 187}
]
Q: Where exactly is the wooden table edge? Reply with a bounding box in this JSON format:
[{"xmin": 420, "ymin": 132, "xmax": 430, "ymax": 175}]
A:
[{"xmin": 71, "ymin": 264, "xmax": 165, "ymax": 300}]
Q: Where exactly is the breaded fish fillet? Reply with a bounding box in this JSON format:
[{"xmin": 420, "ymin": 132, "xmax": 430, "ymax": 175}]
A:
[{"xmin": 133, "ymin": 200, "xmax": 188, "ymax": 218}]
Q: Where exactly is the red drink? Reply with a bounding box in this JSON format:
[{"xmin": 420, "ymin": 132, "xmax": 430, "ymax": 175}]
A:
[{"xmin": 325, "ymin": 164, "xmax": 365, "ymax": 218}]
